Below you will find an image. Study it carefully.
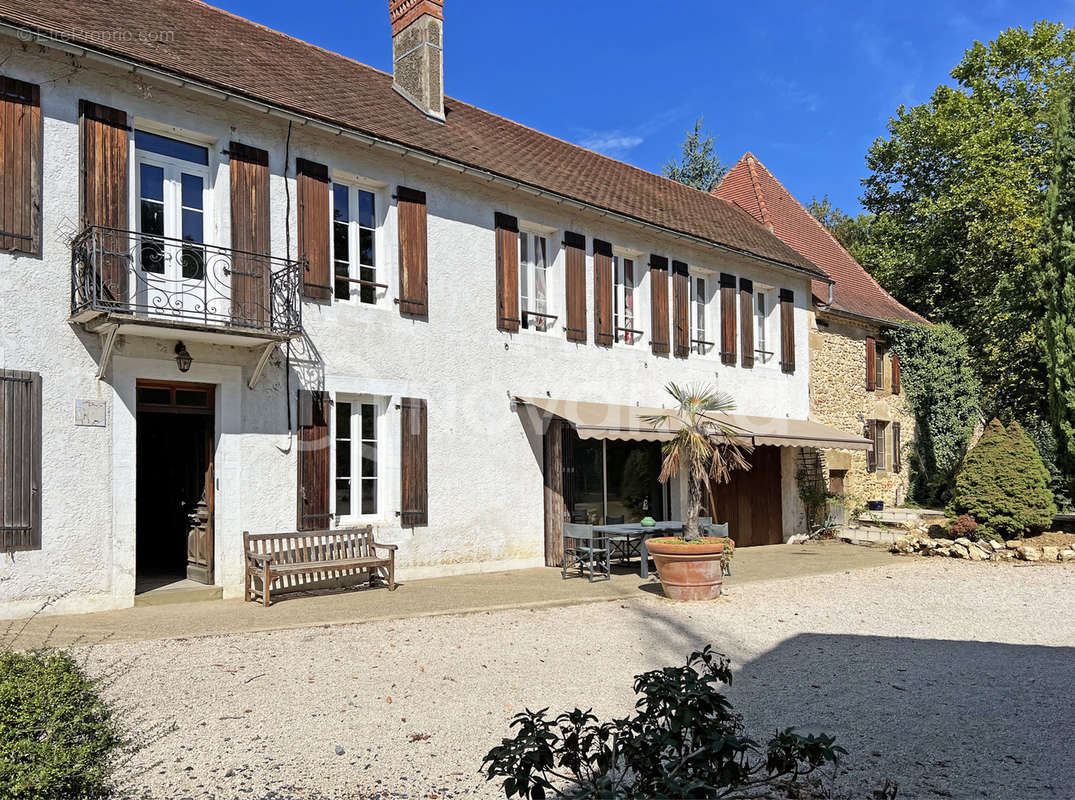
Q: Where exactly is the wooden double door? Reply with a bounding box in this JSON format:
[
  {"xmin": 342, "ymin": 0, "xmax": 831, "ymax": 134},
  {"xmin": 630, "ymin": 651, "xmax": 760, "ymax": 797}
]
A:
[
  {"xmin": 711, "ymin": 445, "xmax": 783, "ymax": 547},
  {"xmin": 135, "ymin": 380, "xmax": 215, "ymax": 585}
]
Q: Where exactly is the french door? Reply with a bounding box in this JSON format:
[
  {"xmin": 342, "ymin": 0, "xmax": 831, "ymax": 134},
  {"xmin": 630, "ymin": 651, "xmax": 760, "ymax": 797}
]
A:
[{"xmin": 135, "ymin": 134, "xmax": 213, "ymax": 320}]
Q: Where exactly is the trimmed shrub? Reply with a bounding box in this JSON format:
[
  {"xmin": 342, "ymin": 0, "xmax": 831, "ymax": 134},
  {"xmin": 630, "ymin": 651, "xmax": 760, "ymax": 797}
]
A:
[
  {"xmin": 951, "ymin": 419, "xmax": 1057, "ymax": 539},
  {"xmin": 0, "ymin": 649, "xmax": 125, "ymax": 800},
  {"xmin": 950, "ymin": 514, "xmax": 979, "ymax": 539}
]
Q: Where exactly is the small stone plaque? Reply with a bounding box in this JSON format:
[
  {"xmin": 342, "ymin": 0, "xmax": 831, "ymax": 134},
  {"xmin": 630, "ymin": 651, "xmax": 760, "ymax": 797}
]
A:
[{"xmin": 75, "ymin": 398, "xmax": 107, "ymax": 427}]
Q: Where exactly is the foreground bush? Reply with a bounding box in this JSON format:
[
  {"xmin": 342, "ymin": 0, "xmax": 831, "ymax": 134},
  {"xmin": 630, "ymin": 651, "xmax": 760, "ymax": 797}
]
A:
[
  {"xmin": 483, "ymin": 646, "xmax": 844, "ymax": 799},
  {"xmin": 0, "ymin": 649, "xmax": 125, "ymax": 800},
  {"xmin": 951, "ymin": 419, "xmax": 1057, "ymax": 539}
]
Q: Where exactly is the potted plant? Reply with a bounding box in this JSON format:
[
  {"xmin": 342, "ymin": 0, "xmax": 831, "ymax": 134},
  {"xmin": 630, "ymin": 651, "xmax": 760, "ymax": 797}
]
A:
[{"xmin": 642, "ymin": 383, "xmax": 752, "ymax": 601}]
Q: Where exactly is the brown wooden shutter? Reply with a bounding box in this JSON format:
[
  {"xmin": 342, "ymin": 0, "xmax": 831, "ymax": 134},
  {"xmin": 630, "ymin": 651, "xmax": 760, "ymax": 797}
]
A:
[
  {"xmin": 296, "ymin": 157, "xmax": 331, "ymax": 299},
  {"xmin": 891, "ymin": 353, "xmax": 902, "ymax": 395},
  {"xmin": 671, "ymin": 260, "xmax": 690, "ymax": 358},
  {"xmin": 892, "ymin": 421, "xmax": 902, "ymax": 473},
  {"xmin": 1, "ymin": 369, "xmax": 42, "ymax": 552},
  {"xmin": 593, "ymin": 239, "xmax": 613, "ymax": 346},
  {"xmin": 865, "ymin": 336, "xmax": 877, "ymax": 391},
  {"xmin": 79, "ymin": 100, "xmax": 129, "ymax": 303},
  {"xmin": 719, "ymin": 272, "xmax": 737, "ymax": 365},
  {"xmin": 396, "ymin": 186, "xmax": 428, "ymax": 317},
  {"xmin": 649, "ymin": 255, "xmax": 670, "ymax": 355},
  {"xmin": 494, "ymin": 212, "xmax": 520, "ymax": 331},
  {"xmin": 865, "ymin": 419, "xmax": 877, "ymax": 473},
  {"xmin": 229, "ymin": 142, "xmax": 271, "ymax": 326},
  {"xmin": 563, "ymin": 231, "xmax": 587, "ymax": 343},
  {"xmin": 0, "ymin": 77, "xmax": 41, "ymax": 255},
  {"xmin": 297, "ymin": 389, "xmax": 330, "ymax": 530},
  {"xmin": 779, "ymin": 288, "xmax": 795, "ymax": 373},
  {"xmin": 739, "ymin": 278, "xmax": 754, "ymax": 368},
  {"xmin": 400, "ymin": 397, "xmax": 428, "ymax": 526}
]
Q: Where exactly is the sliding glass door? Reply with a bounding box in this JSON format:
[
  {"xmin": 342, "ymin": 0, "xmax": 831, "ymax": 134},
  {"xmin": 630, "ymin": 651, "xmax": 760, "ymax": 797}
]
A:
[{"xmin": 562, "ymin": 428, "xmax": 666, "ymax": 525}]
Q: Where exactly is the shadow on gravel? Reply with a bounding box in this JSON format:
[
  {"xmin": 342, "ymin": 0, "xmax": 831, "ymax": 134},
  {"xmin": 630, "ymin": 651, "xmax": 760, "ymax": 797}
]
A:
[{"xmin": 733, "ymin": 634, "xmax": 1073, "ymax": 798}]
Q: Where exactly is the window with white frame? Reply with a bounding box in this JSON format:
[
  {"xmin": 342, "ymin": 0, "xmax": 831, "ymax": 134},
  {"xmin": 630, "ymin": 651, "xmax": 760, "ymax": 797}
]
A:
[
  {"xmin": 334, "ymin": 398, "xmax": 383, "ymax": 519},
  {"xmin": 519, "ymin": 229, "xmax": 552, "ymax": 331},
  {"xmin": 613, "ymin": 253, "xmax": 638, "ymax": 344},
  {"xmin": 875, "ymin": 421, "xmax": 889, "ymax": 471},
  {"xmin": 691, "ymin": 273, "xmax": 712, "ymax": 354},
  {"xmin": 332, "ymin": 183, "xmax": 379, "ymax": 303},
  {"xmin": 755, "ymin": 289, "xmax": 774, "ymax": 364},
  {"xmin": 135, "ymin": 130, "xmax": 211, "ymax": 281}
]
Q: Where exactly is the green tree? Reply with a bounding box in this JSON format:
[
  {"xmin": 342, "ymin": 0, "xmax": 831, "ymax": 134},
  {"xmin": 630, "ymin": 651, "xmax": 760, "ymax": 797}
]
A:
[
  {"xmin": 951, "ymin": 419, "xmax": 1057, "ymax": 538},
  {"xmin": 1041, "ymin": 83, "xmax": 1075, "ymax": 498},
  {"xmin": 860, "ymin": 21, "xmax": 1075, "ymax": 422},
  {"xmin": 887, "ymin": 323, "xmax": 981, "ymax": 505},
  {"xmin": 663, "ymin": 117, "xmax": 727, "ymax": 192}
]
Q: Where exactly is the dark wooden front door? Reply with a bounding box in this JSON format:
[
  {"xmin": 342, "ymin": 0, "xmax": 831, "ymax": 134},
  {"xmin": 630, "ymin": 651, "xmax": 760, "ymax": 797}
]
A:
[
  {"xmin": 713, "ymin": 445, "xmax": 783, "ymax": 547},
  {"xmin": 135, "ymin": 381, "xmax": 215, "ymax": 586}
]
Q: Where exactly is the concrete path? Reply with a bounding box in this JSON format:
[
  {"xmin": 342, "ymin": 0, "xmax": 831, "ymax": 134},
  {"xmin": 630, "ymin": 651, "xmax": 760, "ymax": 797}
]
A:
[{"xmin": 6, "ymin": 541, "xmax": 895, "ymax": 649}]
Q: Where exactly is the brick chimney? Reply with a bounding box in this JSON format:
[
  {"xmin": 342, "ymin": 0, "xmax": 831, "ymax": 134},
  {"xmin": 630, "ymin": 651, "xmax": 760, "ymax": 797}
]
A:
[{"xmin": 389, "ymin": 0, "xmax": 445, "ymax": 121}]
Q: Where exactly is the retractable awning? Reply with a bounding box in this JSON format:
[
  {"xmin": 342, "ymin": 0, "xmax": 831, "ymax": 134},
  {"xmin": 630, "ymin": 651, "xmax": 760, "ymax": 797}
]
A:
[{"xmin": 515, "ymin": 396, "xmax": 872, "ymax": 451}]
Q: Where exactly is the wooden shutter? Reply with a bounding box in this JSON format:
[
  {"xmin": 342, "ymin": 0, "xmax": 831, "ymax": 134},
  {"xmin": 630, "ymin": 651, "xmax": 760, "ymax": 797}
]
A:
[
  {"xmin": 719, "ymin": 272, "xmax": 737, "ymax": 365},
  {"xmin": 739, "ymin": 278, "xmax": 754, "ymax": 368},
  {"xmin": 563, "ymin": 231, "xmax": 587, "ymax": 343},
  {"xmin": 593, "ymin": 239, "xmax": 613, "ymax": 346},
  {"xmin": 297, "ymin": 389, "xmax": 330, "ymax": 531},
  {"xmin": 0, "ymin": 76, "xmax": 41, "ymax": 255},
  {"xmin": 672, "ymin": 260, "xmax": 690, "ymax": 358},
  {"xmin": 1, "ymin": 370, "xmax": 42, "ymax": 552},
  {"xmin": 229, "ymin": 142, "xmax": 271, "ymax": 326},
  {"xmin": 649, "ymin": 255, "xmax": 669, "ymax": 355},
  {"xmin": 779, "ymin": 288, "xmax": 795, "ymax": 373},
  {"xmin": 891, "ymin": 353, "xmax": 902, "ymax": 395},
  {"xmin": 893, "ymin": 421, "xmax": 902, "ymax": 473},
  {"xmin": 296, "ymin": 158, "xmax": 331, "ymax": 299},
  {"xmin": 865, "ymin": 336, "xmax": 877, "ymax": 391},
  {"xmin": 400, "ymin": 397, "xmax": 428, "ymax": 526},
  {"xmin": 397, "ymin": 186, "xmax": 428, "ymax": 317},
  {"xmin": 865, "ymin": 420, "xmax": 877, "ymax": 473},
  {"xmin": 79, "ymin": 100, "xmax": 129, "ymax": 303},
  {"xmin": 494, "ymin": 212, "xmax": 520, "ymax": 331}
]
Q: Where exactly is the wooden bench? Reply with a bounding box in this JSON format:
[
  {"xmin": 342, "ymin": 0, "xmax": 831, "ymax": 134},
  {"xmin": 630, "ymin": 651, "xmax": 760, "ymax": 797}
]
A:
[{"xmin": 243, "ymin": 526, "xmax": 397, "ymax": 606}]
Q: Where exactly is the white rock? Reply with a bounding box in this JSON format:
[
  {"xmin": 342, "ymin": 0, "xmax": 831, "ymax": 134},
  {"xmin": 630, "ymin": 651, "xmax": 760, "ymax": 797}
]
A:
[
  {"xmin": 1041, "ymin": 546, "xmax": 1060, "ymax": 562},
  {"xmin": 1017, "ymin": 545, "xmax": 1042, "ymax": 562}
]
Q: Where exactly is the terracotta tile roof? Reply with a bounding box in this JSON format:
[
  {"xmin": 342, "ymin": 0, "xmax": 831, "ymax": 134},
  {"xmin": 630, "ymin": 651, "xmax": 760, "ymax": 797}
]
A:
[
  {"xmin": 712, "ymin": 153, "xmax": 927, "ymax": 324},
  {"xmin": 0, "ymin": 0, "xmax": 829, "ymax": 282}
]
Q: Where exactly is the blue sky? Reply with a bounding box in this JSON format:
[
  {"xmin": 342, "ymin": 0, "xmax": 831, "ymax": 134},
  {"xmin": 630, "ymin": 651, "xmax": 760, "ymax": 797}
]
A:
[{"xmin": 216, "ymin": 0, "xmax": 1070, "ymax": 213}]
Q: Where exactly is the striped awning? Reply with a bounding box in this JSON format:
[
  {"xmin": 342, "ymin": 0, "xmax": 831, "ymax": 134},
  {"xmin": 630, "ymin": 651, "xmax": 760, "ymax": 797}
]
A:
[{"xmin": 515, "ymin": 396, "xmax": 871, "ymax": 451}]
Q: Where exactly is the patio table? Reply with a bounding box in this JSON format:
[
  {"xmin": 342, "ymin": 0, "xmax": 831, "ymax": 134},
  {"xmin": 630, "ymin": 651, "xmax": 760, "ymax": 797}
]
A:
[{"xmin": 592, "ymin": 521, "xmax": 684, "ymax": 579}]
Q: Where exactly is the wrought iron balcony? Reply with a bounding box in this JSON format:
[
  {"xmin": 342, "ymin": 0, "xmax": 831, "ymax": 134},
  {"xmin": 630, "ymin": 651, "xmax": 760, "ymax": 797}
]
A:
[{"xmin": 71, "ymin": 226, "xmax": 303, "ymax": 340}]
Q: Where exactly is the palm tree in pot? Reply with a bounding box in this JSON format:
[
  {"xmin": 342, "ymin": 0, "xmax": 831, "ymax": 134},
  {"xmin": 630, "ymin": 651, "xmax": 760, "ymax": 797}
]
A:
[{"xmin": 642, "ymin": 382, "xmax": 752, "ymax": 600}]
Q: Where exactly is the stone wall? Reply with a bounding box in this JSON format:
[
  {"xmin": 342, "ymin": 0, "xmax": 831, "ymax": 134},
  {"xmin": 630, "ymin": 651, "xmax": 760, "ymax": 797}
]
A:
[{"xmin": 809, "ymin": 311, "xmax": 915, "ymax": 508}]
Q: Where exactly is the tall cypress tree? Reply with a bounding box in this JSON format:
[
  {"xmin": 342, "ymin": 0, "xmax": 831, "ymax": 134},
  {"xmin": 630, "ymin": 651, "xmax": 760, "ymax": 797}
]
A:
[{"xmin": 1042, "ymin": 84, "xmax": 1075, "ymax": 494}]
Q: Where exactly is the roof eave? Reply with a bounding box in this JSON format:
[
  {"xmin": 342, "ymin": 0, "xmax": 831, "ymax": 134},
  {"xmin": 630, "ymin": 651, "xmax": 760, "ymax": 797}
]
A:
[
  {"xmin": 0, "ymin": 19, "xmax": 830, "ymax": 285},
  {"xmin": 815, "ymin": 303, "xmax": 926, "ymax": 330}
]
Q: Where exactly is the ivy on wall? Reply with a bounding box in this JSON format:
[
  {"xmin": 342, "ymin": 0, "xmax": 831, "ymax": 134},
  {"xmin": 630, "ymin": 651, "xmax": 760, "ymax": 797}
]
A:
[{"xmin": 887, "ymin": 323, "xmax": 981, "ymax": 505}]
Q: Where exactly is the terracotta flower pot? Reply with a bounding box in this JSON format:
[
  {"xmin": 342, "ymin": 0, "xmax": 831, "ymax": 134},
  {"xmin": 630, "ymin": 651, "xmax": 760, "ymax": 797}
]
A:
[{"xmin": 646, "ymin": 537, "xmax": 727, "ymax": 602}]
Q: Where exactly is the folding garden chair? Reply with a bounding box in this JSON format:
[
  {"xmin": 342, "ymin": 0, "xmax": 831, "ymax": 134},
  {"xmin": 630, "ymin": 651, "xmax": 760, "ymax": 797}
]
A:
[{"xmin": 562, "ymin": 522, "xmax": 611, "ymax": 582}]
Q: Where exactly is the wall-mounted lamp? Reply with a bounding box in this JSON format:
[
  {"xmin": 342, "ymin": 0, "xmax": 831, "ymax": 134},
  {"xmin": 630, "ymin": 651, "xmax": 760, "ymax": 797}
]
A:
[{"xmin": 174, "ymin": 341, "xmax": 192, "ymax": 373}]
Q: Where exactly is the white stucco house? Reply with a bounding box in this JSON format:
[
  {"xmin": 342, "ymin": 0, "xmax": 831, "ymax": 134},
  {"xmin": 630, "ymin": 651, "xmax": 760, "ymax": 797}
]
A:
[{"xmin": 0, "ymin": 0, "xmax": 869, "ymax": 618}]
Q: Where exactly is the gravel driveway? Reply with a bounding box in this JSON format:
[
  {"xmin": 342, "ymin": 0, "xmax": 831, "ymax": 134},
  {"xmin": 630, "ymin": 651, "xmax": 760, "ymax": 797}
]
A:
[{"xmin": 87, "ymin": 558, "xmax": 1074, "ymax": 800}]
